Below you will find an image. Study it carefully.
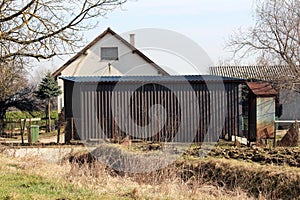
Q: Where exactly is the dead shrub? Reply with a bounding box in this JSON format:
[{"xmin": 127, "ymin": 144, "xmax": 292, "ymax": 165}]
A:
[{"xmin": 62, "ymin": 144, "xmax": 300, "ymax": 199}]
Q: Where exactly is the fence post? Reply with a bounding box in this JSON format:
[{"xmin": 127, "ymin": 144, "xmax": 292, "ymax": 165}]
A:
[
  {"xmin": 71, "ymin": 117, "xmax": 74, "ymax": 141},
  {"xmin": 56, "ymin": 120, "xmax": 60, "ymax": 144},
  {"xmin": 20, "ymin": 119, "xmax": 26, "ymax": 145},
  {"xmin": 273, "ymin": 120, "xmax": 277, "ymax": 148}
]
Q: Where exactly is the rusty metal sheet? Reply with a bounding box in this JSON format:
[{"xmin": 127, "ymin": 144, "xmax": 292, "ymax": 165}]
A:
[
  {"xmin": 256, "ymin": 97, "xmax": 275, "ymax": 140},
  {"xmin": 247, "ymin": 82, "xmax": 277, "ymax": 97}
]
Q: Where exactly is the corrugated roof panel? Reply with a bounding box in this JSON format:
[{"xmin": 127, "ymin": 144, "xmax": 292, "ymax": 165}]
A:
[
  {"xmin": 59, "ymin": 75, "xmax": 245, "ymax": 83},
  {"xmin": 209, "ymin": 65, "xmax": 297, "ymax": 82}
]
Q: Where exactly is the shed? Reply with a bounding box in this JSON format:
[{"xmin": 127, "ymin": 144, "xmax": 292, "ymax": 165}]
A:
[
  {"xmin": 60, "ymin": 75, "xmax": 245, "ymax": 144},
  {"xmin": 247, "ymin": 82, "xmax": 277, "ymax": 142},
  {"xmin": 210, "ymin": 65, "xmax": 300, "ymax": 121}
]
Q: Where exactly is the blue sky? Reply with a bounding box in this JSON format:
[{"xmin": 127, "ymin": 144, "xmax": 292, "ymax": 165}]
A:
[{"xmin": 35, "ymin": 0, "xmax": 255, "ymax": 75}]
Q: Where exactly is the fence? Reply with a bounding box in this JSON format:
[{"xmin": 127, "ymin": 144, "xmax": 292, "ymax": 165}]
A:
[{"xmin": 0, "ymin": 117, "xmax": 61, "ymax": 144}]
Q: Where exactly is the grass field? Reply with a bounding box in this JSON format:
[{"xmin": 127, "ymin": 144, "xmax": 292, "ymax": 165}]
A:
[
  {"xmin": 0, "ymin": 151, "xmax": 253, "ymax": 200},
  {"xmin": 0, "ymin": 156, "xmax": 100, "ymax": 200},
  {"xmin": 1, "ymin": 141, "xmax": 300, "ymax": 199}
]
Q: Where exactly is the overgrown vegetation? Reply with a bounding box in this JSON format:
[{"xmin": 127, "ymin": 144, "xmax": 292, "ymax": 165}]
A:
[
  {"xmin": 184, "ymin": 158, "xmax": 300, "ymax": 199},
  {"xmin": 2, "ymin": 111, "xmax": 59, "ymax": 134},
  {"xmin": 0, "ymin": 146, "xmax": 253, "ymax": 200},
  {"xmin": 186, "ymin": 145, "xmax": 300, "ymax": 167},
  {"xmin": 4, "ymin": 111, "xmax": 58, "ymax": 121},
  {"xmin": 2, "ymin": 141, "xmax": 300, "ymax": 199},
  {"xmin": 67, "ymin": 143, "xmax": 300, "ymax": 199}
]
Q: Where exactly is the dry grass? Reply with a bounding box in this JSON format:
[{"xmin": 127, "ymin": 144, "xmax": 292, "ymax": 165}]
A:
[
  {"xmin": 63, "ymin": 145, "xmax": 255, "ymax": 200},
  {"xmin": 0, "ymin": 151, "xmax": 253, "ymax": 200},
  {"xmin": 5, "ymin": 142, "xmax": 300, "ymax": 199},
  {"xmin": 182, "ymin": 157, "xmax": 300, "ymax": 199},
  {"xmin": 65, "ymin": 144, "xmax": 300, "ymax": 199},
  {"xmin": 0, "ymin": 155, "xmax": 98, "ymax": 200},
  {"xmin": 65, "ymin": 161, "xmax": 253, "ymax": 200}
]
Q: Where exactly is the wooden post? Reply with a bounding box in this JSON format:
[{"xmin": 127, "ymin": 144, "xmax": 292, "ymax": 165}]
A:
[
  {"xmin": 10, "ymin": 124, "xmax": 13, "ymax": 138},
  {"xmin": 274, "ymin": 121, "xmax": 277, "ymax": 148},
  {"xmin": 47, "ymin": 98, "xmax": 51, "ymax": 133},
  {"xmin": 20, "ymin": 119, "xmax": 26, "ymax": 145},
  {"xmin": 57, "ymin": 120, "xmax": 60, "ymax": 144},
  {"xmin": 156, "ymin": 118, "xmax": 159, "ymax": 142},
  {"xmin": 71, "ymin": 117, "xmax": 74, "ymax": 141},
  {"xmin": 113, "ymin": 120, "xmax": 117, "ymax": 143},
  {"xmin": 0, "ymin": 119, "xmax": 3, "ymax": 136},
  {"xmin": 28, "ymin": 118, "xmax": 32, "ymax": 144},
  {"xmin": 234, "ymin": 131, "xmax": 237, "ymax": 146},
  {"xmin": 20, "ymin": 120, "xmax": 23, "ymax": 144}
]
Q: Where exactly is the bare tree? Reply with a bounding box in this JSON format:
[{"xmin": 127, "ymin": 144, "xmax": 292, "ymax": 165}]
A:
[
  {"xmin": 0, "ymin": 62, "xmax": 41, "ymax": 133},
  {"xmin": 228, "ymin": 0, "xmax": 300, "ymax": 79},
  {"xmin": 0, "ymin": 0, "xmax": 127, "ymax": 62},
  {"xmin": 0, "ymin": 0, "xmax": 127, "ymax": 132}
]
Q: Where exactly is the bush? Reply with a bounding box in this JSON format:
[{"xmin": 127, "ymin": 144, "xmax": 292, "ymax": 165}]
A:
[
  {"xmin": 5, "ymin": 111, "xmax": 58, "ymax": 121},
  {"xmin": 3, "ymin": 111, "xmax": 59, "ymax": 129}
]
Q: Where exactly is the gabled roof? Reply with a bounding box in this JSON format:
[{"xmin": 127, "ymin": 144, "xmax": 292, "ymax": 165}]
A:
[
  {"xmin": 210, "ymin": 65, "xmax": 297, "ymax": 82},
  {"xmin": 52, "ymin": 28, "xmax": 169, "ymax": 77}
]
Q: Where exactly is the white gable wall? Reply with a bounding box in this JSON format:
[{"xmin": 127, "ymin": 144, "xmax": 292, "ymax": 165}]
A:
[
  {"xmin": 61, "ymin": 33, "xmax": 162, "ymax": 77},
  {"xmin": 57, "ymin": 32, "xmax": 163, "ymax": 111}
]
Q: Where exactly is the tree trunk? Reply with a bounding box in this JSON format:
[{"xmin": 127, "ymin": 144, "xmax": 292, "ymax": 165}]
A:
[
  {"xmin": 0, "ymin": 119, "xmax": 4, "ymax": 136},
  {"xmin": 47, "ymin": 98, "xmax": 51, "ymax": 132}
]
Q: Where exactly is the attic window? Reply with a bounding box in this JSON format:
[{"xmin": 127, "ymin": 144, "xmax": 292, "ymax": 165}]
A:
[{"xmin": 101, "ymin": 47, "xmax": 118, "ymax": 60}]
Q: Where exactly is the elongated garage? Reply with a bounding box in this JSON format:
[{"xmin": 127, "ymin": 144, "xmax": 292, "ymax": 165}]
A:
[{"xmin": 60, "ymin": 75, "xmax": 244, "ymax": 144}]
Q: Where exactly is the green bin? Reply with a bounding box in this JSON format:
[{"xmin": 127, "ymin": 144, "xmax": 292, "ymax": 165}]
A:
[{"xmin": 27, "ymin": 125, "xmax": 39, "ymax": 143}]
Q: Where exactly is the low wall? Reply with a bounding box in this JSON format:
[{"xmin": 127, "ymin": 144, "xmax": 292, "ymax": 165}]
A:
[{"xmin": 1, "ymin": 146, "xmax": 96, "ymax": 163}]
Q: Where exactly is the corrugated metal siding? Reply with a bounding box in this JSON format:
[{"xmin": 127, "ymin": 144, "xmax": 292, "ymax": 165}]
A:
[{"xmin": 64, "ymin": 80, "xmax": 241, "ymax": 143}]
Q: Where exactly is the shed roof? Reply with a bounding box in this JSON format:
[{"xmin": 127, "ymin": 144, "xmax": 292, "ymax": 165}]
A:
[
  {"xmin": 59, "ymin": 75, "xmax": 245, "ymax": 83},
  {"xmin": 247, "ymin": 82, "xmax": 277, "ymax": 96}
]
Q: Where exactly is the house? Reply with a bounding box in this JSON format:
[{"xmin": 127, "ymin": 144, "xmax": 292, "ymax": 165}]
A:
[
  {"xmin": 59, "ymin": 75, "xmax": 244, "ymax": 143},
  {"xmin": 53, "ymin": 28, "xmax": 169, "ymax": 111},
  {"xmin": 210, "ymin": 65, "xmax": 300, "ymax": 121}
]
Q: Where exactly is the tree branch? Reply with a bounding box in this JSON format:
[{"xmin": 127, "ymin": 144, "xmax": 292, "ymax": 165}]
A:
[{"xmin": 0, "ymin": 0, "xmax": 36, "ymax": 22}]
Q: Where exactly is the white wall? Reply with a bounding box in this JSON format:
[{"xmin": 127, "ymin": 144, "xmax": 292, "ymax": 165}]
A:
[
  {"xmin": 57, "ymin": 32, "xmax": 164, "ymax": 112},
  {"xmin": 279, "ymin": 89, "xmax": 300, "ymax": 120}
]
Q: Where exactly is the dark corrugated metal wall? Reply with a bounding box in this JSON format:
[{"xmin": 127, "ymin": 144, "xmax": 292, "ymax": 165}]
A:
[{"xmin": 65, "ymin": 81, "xmax": 240, "ymax": 143}]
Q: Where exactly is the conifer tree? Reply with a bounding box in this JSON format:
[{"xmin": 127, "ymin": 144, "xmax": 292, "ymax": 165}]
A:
[{"xmin": 35, "ymin": 72, "xmax": 61, "ymax": 132}]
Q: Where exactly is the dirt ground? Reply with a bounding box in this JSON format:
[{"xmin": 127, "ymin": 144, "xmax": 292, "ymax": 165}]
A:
[{"xmin": 0, "ymin": 133, "xmax": 64, "ymax": 144}]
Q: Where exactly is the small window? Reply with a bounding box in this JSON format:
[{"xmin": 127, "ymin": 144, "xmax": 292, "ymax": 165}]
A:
[{"xmin": 101, "ymin": 47, "xmax": 118, "ymax": 60}]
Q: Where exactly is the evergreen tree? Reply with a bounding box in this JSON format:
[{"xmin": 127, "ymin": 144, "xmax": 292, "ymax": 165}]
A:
[{"xmin": 35, "ymin": 72, "xmax": 61, "ymax": 132}]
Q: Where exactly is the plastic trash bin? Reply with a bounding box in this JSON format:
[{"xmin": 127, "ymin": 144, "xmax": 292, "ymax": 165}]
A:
[{"xmin": 27, "ymin": 125, "xmax": 39, "ymax": 143}]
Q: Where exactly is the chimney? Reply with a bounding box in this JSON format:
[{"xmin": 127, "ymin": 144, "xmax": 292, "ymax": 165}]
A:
[{"xmin": 130, "ymin": 33, "xmax": 135, "ymax": 46}]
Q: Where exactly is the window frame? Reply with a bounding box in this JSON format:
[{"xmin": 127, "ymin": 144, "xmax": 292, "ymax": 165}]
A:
[{"xmin": 100, "ymin": 47, "xmax": 119, "ymax": 61}]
